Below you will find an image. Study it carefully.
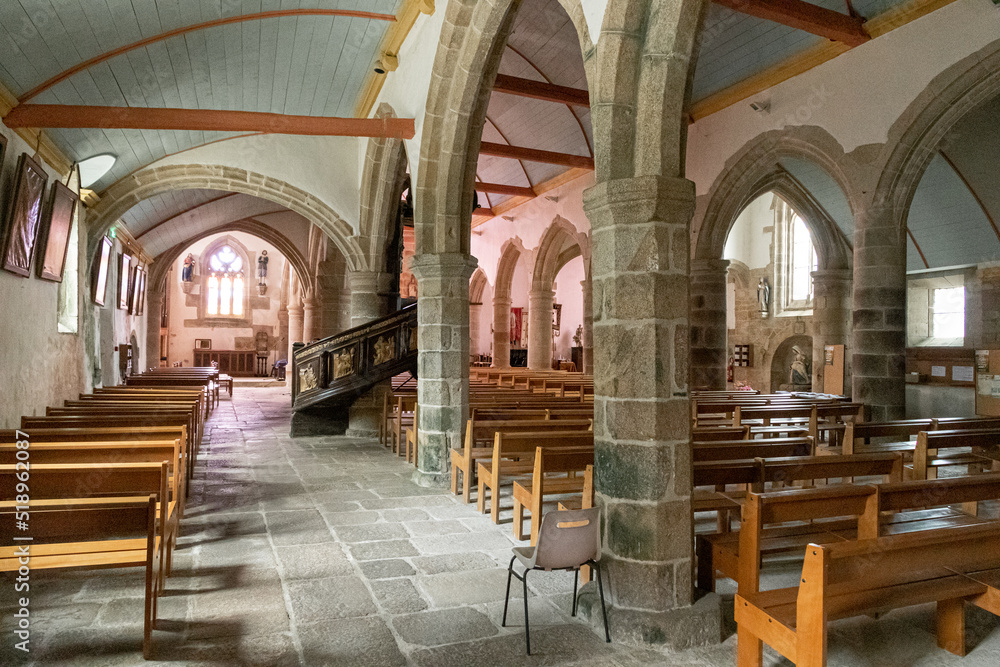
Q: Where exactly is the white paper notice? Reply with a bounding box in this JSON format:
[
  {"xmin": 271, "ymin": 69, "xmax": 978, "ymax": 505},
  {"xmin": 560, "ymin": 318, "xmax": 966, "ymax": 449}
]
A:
[
  {"xmin": 953, "ymin": 366, "xmax": 975, "ymax": 382},
  {"xmin": 931, "ymin": 366, "xmax": 946, "ymax": 377}
]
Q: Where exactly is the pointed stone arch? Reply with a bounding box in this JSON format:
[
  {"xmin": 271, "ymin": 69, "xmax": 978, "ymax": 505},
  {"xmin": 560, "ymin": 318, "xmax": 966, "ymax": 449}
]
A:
[
  {"xmin": 530, "ymin": 217, "xmax": 591, "ymax": 293},
  {"xmin": 469, "ymin": 267, "xmax": 489, "ymax": 304},
  {"xmin": 88, "ymin": 164, "xmax": 364, "ymax": 274},
  {"xmin": 492, "ymin": 237, "xmax": 527, "ymax": 368}
]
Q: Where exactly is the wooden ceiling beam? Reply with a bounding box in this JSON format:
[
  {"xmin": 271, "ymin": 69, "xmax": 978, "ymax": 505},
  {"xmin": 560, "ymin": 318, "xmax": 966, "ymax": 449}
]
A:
[
  {"xmin": 21, "ymin": 9, "xmax": 397, "ymax": 104},
  {"xmin": 473, "ymin": 208, "xmax": 496, "ymax": 218},
  {"xmin": 475, "ymin": 182, "xmax": 536, "ymax": 198},
  {"xmin": 713, "ymin": 0, "xmax": 870, "ymax": 47},
  {"xmin": 3, "ymin": 105, "xmax": 416, "ymax": 138},
  {"xmin": 492, "ymin": 74, "xmax": 590, "ymax": 107},
  {"xmin": 479, "ymin": 142, "xmax": 594, "ymax": 170}
]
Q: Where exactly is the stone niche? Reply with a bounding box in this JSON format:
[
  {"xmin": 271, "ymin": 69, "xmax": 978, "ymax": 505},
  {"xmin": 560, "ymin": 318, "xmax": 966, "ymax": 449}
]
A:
[{"xmin": 771, "ymin": 335, "xmax": 813, "ymax": 391}]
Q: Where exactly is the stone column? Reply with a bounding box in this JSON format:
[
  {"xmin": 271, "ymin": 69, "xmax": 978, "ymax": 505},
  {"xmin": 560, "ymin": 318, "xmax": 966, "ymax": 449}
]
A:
[
  {"xmin": 410, "ymin": 253, "xmax": 477, "ymax": 486},
  {"xmin": 144, "ymin": 283, "xmax": 164, "ymax": 371},
  {"xmin": 852, "ymin": 207, "xmax": 907, "ymax": 421},
  {"xmin": 469, "ymin": 302, "xmax": 483, "ymax": 357},
  {"xmin": 492, "ymin": 297, "xmax": 511, "ymax": 368},
  {"xmin": 689, "ymin": 259, "xmax": 730, "ymax": 391},
  {"xmin": 581, "ymin": 277, "xmax": 594, "ymax": 374},
  {"xmin": 527, "ymin": 289, "xmax": 555, "ymax": 370},
  {"xmin": 349, "ymin": 270, "xmax": 387, "ymax": 328},
  {"xmin": 811, "ymin": 269, "xmax": 852, "ymax": 393},
  {"xmin": 584, "ymin": 175, "xmax": 717, "ymax": 640},
  {"xmin": 287, "ymin": 272, "xmax": 304, "ymax": 363},
  {"xmin": 302, "ymin": 297, "xmax": 317, "ymax": 343}
]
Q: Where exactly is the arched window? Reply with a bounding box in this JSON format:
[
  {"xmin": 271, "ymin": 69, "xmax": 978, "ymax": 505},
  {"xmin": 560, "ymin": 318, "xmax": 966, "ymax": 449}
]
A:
[
  {"xmin": 773, "ymin": 198, "xmax": 818, "ymax": 314},
  {"xmin": 206, "ymin": 245, "xmax": 246, "ymax": 317},
  {"xmin": 788, "ymin": 214, "xmax": 818, "ymax": 303}
]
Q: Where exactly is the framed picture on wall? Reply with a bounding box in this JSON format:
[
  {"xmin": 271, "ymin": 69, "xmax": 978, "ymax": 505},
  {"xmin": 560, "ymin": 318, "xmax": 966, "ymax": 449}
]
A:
[
  {"xmin": 128, "ymin": 266, "xmax": 141, "ymax": 314},
  {"xmin": 35, "ymin": 181, "xmax": 78, "ymax": 282},
  {"xmin": 91, "ymin": 236, "xmax": 113, "ymax": 306},
  {"xmin": 135, "ymin": 268, "xmax": 147, "ymax": 316},
  {"xmin": 552, "ymin": 303, "xmax": 562, "ymax": 337},
  {"xmin": 195, "ymin": 339, "xmax": 212, "ymax": 350},
  {"xmin": 2, "ymin": 153, "xmax": 48, "ymax": 277},
  {"xmin": 118, "ymin": 252, "xmax": 132, "ymax": 309},
  {"xmin": 0, "ymin": 134, "xmax": 7, "ymax": 177}
]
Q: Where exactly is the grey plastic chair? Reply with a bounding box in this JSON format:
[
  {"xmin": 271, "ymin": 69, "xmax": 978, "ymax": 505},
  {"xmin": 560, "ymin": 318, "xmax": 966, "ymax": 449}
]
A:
[{"xmin": 501, "ymin": 507, "xmax": 610, "ymax": 654}]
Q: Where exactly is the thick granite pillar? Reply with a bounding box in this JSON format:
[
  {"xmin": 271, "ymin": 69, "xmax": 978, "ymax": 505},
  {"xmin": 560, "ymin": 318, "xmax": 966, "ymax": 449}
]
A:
[
  {"xmin": 527, "ymin": 289, "xmax": 555, "ymax": 370},
  {"xmin": 689, "ymin": 259, "xmax": 730, "ymax": 391},
  {"xmin": 410, "ymin": 253, "xmax": 477, "ymax": 486},
  {"xmin": 287, "ymin": 271, "xmax": 304, "ymax": 364},
  {"xmin": 144, "ymin": 284, "xmax": 164, "ymax": 371},
  {"xmin": 582, "ymin": 277, "xmax": 594, "ymax": 374},
  {"xmin": 852, "ymin": 207, "xmax": 907, "ymax": 421},
  {"xmin": 302, "ymin": 297, "xmax": 317, "ymax": 344},
  {"xmin": 583, "ymin": 175, "xmax": 718, "ymax": 640},
  {"xmin": 492, "ymin": 297, "xmax": 511, "ymax": 368},
  {"xmin": 469, "ymin": 302, "xmax": 483, "ymax": 357},
  {"xmin": 811, "ymin": 269, "xmax": 853, "ymax": 393},
  {"xmin": 350, "ymin": 270, "xmax": 389, "ymax": 328}
]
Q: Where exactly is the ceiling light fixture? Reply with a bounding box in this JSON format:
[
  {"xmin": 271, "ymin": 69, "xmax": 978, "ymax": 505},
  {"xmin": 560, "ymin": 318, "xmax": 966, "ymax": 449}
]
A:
[
  {"xmin": 78, "ymin": 154, "xmax": 117, "ymax": 188},
  {"xmin": 749, "ymin": 100, "xmax": 770, "ymax": 114}
]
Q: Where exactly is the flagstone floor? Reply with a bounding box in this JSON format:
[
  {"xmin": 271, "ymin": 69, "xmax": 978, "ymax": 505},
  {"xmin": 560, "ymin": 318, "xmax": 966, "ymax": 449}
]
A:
[{"xmin": 4, "ymin": 386, "xmax": 1000, "ymax": 666}]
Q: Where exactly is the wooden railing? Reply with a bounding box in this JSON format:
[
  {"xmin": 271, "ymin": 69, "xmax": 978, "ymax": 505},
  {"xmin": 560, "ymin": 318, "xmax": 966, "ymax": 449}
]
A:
[{"xmin": 292, "ymin": 304, "xmax": 417, "ymax": 412}]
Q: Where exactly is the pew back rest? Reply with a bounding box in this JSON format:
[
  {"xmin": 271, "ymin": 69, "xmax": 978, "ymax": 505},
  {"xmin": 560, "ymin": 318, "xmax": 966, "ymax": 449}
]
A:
[
  {"xmin": 693, "ymin": 437, "xmax": 813, "ymax": 462},
  {"xmin": 692, "ymin": 426, "xmax": 750, "ymax": 442},
  {"xmin": 0, "ymin": 462, "xmax": 169, "ymax": 500},
  {"xmin": 494, "ymin": 431, "xmax": 594, "ymax": 459}
]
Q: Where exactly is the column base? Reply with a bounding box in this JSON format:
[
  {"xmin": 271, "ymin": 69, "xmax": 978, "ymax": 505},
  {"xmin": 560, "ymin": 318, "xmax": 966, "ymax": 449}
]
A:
[
  {"xmin": 577, "ymin": 586, "xmax": 723, "ymax": 649},
  {"xmin": 410, "ymin": 469, "xmax": 451, "ymax": 489}
]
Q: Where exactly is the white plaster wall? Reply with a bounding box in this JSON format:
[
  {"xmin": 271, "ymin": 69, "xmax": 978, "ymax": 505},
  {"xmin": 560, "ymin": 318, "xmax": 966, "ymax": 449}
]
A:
[
  {"xmin": 553, "ymin": 255, "xmax": 585, "ymax": 361},
  {"xmin": 473, "ymin": 280, "xmax": 494, "ymax": 357},
  {"xmin": 722, "ymin": 194, "xmax": 773, "ymax": 270},
  {"xmin": 471, "ymin": 173, "xmax": 594, "ymax": 287},
  {"xmin": 147, "ymin": 134, "xmax": 362, "ymax": 232},
  {"xmin": 686, "ymin": 0, "xmax": 1000, "ymax": 196},
  {"xmin": 0, "ymin": 124, "xmax": 90, "ymax": 428},
  {"xmin": 165, "ymin": 231, "xmax": 286, "ymax": 368},
  {"xmin": 365, "ymin": 7, "xmax": 449, "ymax": 184}
]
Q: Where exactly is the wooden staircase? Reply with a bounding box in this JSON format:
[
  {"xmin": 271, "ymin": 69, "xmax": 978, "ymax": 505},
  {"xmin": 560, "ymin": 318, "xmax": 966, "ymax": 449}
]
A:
[{"xmin": 291, "ymin": 304, "xmax": 417, "ymax": 412}]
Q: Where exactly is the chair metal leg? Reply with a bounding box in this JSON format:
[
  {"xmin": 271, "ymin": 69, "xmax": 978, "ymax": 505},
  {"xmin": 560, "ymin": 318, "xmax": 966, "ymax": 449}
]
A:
[
  {"xmin": 502, "ymin": 556, "xmax": 515, "ymax": 627},
  {"xmin": 572, "ymin": 569, "xmax": 580, "ymax": 617},
  {"xmin": 523, "ymin": 569, "xmax": 531, "ymax": 655},
  {"xmin": 594, "ymin": 560, "xmax": 610, "ymax": 643}
]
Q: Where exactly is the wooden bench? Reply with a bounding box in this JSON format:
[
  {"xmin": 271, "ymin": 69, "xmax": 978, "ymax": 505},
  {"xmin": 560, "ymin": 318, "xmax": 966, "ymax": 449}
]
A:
[
  {"xmin": 734, "ymin": 492, "xmax": 1000, "ymax": 665},
  {"xmin": 912, "ymin": 428, "xmax": 1000, "ymax": 480},
  {"xmin": 477, "ymin": 430, "xmax": 593, "ymax": 523},
  {"xmin": 0, "ymin": 496, "xmax": 161, "ymax": 658},
  {"xmin": 693, "ymin": 437, "xmax": 814, "ymax": 462},
  {"xmin": 512, "ymin": 446, "xmax": 594, "ymax": 543},
  {"xmin": 450, "ymin": 418, "xmax": 593, "ymax": 504},
  {"xmin": 1, "ymin": 461, "xmax": 173, "ymax": 587},
  {"xmin": 698, "ymin": 472, "xmax": 1000, "ymax": 594},
  {"xmin": 692, "ymin": 425, "xmax": 750, "ymax": 442}
]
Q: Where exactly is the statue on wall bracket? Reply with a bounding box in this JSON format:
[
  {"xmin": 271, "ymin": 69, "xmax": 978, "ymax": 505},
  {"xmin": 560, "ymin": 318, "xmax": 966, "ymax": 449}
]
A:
[{"xmin": 757, "ymin": 278, "xmax": 770, "ymax": 317}]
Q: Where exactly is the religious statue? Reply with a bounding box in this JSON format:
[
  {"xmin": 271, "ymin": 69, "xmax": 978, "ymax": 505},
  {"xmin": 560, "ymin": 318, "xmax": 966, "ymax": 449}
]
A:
[
  {"xmin": 373, "ymin": 335, "xmax": 395, "ymax": 366},
  {"xmin": 757, "ymin": 277, "xmax": 770, "ymax": 315},
  {"xmin": 181, "ymin": 253, "xmax": 195, "ymax": 282},
  {"xmin": 298, "ymin": 365, "xmax": 318, "ymax": 392},
  {"xmin": 334, "ymin": 348, "xmax": 356, "ymax": 379},
  {"xmin": 257, "ymin": 250, "xmax": 269, "ymax": 279},
  {"xmin": 789, "ymin": 345, "xmax": 810, "ymax": 385}
]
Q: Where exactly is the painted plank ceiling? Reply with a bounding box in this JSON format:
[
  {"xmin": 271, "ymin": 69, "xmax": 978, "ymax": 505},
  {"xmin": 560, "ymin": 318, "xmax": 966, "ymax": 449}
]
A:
[
  {"xmin": 0, "ymin": 1, "xmax": 402, "ymax": 192},
  {"xmin": 779, "ymin": 157, "xmax": 854, "ymax": 242},
  {"xmin": 692, "ymin": 0, "xmax": 914, "ymax": 103}
]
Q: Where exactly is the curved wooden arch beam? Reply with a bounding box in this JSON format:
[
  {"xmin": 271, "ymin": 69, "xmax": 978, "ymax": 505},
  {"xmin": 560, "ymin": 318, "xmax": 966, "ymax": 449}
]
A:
[
  {"xmin": 907, "ymin": 228, "xmax": 931, "ymax": 269},
  {"xmin": 19, "ymin": 9, "xmax": 397, "ymax": 104},
  {"xmin": 484, "ymin": 115, "xmax": 534, "ymax": 189},
  {"xmin": 503, "ymin": 44, "xmax": 593, "ymax": 158}
]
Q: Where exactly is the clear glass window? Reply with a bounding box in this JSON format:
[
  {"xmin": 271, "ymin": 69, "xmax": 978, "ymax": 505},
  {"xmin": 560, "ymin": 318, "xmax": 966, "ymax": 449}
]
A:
[
  {"xmin": 931, "ymin": 286, "xmax": 964, "ymax": 339},
  {"xmin": 790, "ymin": 216, "xmax": 818, "ymax": 303}
]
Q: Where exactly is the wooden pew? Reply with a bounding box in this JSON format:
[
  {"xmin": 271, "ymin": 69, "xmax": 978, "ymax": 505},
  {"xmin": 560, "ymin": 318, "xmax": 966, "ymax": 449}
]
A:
[
  {"xmin": 842, "ymin": 417, "xmax": 1000, "ymax": 456},
  {"xmin": 692, "ymin": 425, "xmax": 750, "ymax": 442},
  {"xmin": 693, "ymin": 437, "xmax": 813, "ymax": 462},
  {"xmin": 734, "ymin": 493, "xmax": 1000, "ymax": 665},
  {"xmin": 0, "ymin": 496, "xmax": 161, "ymax": 658},
  {"xmin": 450, "ymin": 418, "xmax": 593, "ymax": 504},
  {"xmin": 512, "ymin": 446, "xmax": 594, "ymax": 543},
  {"xmin": 912, "ymin": 428, "xmax": 999, "ymax": 481},
  {"xmin": 698, "ymin": 472, "xmax": 1000, "ymax": 593},
  {"xmin": 0, "ymin": 462, "xmax": 173, "ymax": 589},
  {"xmin": 477, "ymin": 430, "xmax": 594, "ymax": 523}
]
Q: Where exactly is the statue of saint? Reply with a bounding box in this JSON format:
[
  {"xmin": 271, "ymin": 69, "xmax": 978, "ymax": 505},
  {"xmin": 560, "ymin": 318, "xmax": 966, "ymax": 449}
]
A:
[
  {"xmin": 181, "ymin": 253, "xmax": 195, "ymax": 282},
  {"xmin": 789, "ymin": 345, "xmax": 810, "ymax": 385},
  {"xmin": 257, "ymin": 250, "xmax": 269, "ymax": 279},
  {"xmin": 757, "ymin": 278, "xmax": 770, "ymax": 315}
]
